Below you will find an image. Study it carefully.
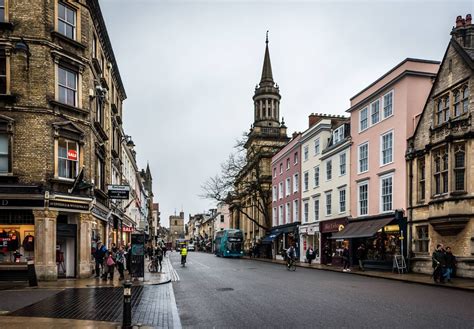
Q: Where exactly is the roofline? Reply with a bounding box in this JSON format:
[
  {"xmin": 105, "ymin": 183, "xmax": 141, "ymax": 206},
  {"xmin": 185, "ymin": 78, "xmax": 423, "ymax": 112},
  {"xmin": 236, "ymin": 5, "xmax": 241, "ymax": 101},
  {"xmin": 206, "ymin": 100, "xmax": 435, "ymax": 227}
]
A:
[
  {"xmin": 87, "ymin": 0, "xmax": 127, "ymax": 100},
  {"xmin": 349, "ymin": 58, "xmax": 440, "ymax": 102}
]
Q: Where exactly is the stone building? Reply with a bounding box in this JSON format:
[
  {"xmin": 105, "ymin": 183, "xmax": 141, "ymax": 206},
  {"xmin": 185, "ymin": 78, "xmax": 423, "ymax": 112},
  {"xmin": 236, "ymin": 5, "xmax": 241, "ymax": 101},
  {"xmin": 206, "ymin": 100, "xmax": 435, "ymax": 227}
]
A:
[
  {"xmin": 169, "ymin": 211, "xmax": 185, "ymax": 248},
  {"xmin": 0, "ymin": 0, "xmax": 129, "ymax": 280},
  {"xmin": 407, "ymin": 14, "xmax": 474, "ymax": 278},
  {"xmin": 229, "ymin": 35, "xmax": 289, "ymax": 250}
]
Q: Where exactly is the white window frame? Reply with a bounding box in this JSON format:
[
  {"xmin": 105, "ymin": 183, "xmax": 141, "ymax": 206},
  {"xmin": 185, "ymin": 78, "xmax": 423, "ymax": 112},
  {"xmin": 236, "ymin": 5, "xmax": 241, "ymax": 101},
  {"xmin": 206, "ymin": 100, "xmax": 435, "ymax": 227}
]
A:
[
  {"xmin": 293, "ymin": 173, "xmax": 299, "ymax": 193},
  {"xmin": 58, "ymin": 65, "xmax": 78, "ymax": 107},
  {"xmin": 332, "ymin": 125, "xmax": 344, "ymax": 144},
  {"xmin": 286, "ymin": 158, "xmax": 290, "ymax": 170},
  {"xmin": 380, "ymin": 130, "xmax": 394, "ymax": 166},
  {"xmin": 303, "ymin": 200, "xmax": 309, "ymax": 223},
  {"xmin": 303, "ymin": 171, "xmax": 309, "ymax": 191},
  {"xmin": 58, "ymin": 1, "xmax": 77, "ymax": 40},
  {"xmin": 286, "ymin": 202, "xmax": 291, "ymax": 223},
  {"xmin": 303, "ymin": 145, "xmax": 309, "ymax": 161},
  {"xmin": 359, "ymin": 107, "xmax": 368, "ymax": 132},
  {"xmin": 279, "ymin": 205, "xmax": 283, "ymax": 225},
  {"xmin": 339, "ymin": 153, "xmax": 346, "ymax": 176},
  {"xmin": 58, "ymin": 137, "xmax": 79, "ymax": 180},
  {"xmin": 278, "ymin": 182, "xmax": 283, "ymax": 199},
  {"xmin": 293, "ymin": 199, "xmax": 299, "ymax": 222},
  {"xmin": 273, "ymin": 207, "xmax": 277, "ymax": 226},
  {"xmin": 272, "ymin": 186, "xmax": 277, "ymax": 202},
  {"xmin": 314, "ymin": 138, "xmax": 320, "ymax": 155},
  {"xmin": 370, "ymin": 99, "xmax": 380, "ymax": 125},
  {"xmin": 326, "ymin": 160, "xmax": 332, "ymax": 181},
  {"xmin": 314, "ymin": 165, "xmax": 320, "ymax": 188},
  {"xmin": 358, "ymin": 142, "xmax": 369, "ymax": 174},
  {"xmin": 313, "ymin": 198, "xmax": 320, "ymax": 221},
  {"xmin": 383, "ymin": 90, "xmax": 394, "ymax": 119},
  {"xmin": 285, "ymin": 178, "xmax": 291, "ymax": 196},
  {"xmin": 325, "ymin": 191, "xmax": 332, "ymax": 216},
  {"xmin": 339, "ymin": 188, "xmax": 346, "ymax": 214},
  {"xmin": 380, "ymin": 173, "xmax": 394, "ymax": 213},
  {"xmin": 358, "ymin": 180, "xmax": 369, "ymax": 216}
]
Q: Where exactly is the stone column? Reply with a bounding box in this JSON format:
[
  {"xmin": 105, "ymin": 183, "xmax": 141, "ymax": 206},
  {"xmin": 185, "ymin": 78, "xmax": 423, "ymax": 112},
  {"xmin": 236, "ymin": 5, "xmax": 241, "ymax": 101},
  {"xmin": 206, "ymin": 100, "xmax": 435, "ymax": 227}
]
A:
[
  {"xmin": 78, "ymin": 213, "xmax": 93, "ymax": 278},
  {"xmin": 33, "ymin": 209, "xmax": 58, "ymax": 281}
]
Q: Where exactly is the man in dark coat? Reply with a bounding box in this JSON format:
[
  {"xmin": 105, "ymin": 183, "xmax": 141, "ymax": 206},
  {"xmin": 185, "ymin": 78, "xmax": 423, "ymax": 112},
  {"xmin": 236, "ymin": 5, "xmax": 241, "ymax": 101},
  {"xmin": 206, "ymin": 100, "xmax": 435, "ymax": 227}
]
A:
[
  {"xmin": 432, "ymin": 244, "xmax": 446, "ymax": 283},
  {"xmin": 444, "ymin": 246, "xmax": 456, "ymax": 282},
  {"xmin": 356, "ymin": 244, "xmax": 366, "ymax": 271},
  {"xmin": 93, "ymin": 241, "xmax": 107, "ymax": 278}
]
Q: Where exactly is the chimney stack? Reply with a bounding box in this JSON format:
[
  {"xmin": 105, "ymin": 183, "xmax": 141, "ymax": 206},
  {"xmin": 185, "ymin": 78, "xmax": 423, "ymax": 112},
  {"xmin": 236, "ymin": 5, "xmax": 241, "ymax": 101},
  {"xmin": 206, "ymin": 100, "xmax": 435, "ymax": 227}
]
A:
[
  {"xmin": 452, "ymin": 14, "xmax": 474, "ymax": 49},
  {"xmin": 456, "ymin": 15, "xmax": 463, "ymax": 27},
  {"xmin": 467, "ymin": 14, "xmax": 472, "ymax": 25}
]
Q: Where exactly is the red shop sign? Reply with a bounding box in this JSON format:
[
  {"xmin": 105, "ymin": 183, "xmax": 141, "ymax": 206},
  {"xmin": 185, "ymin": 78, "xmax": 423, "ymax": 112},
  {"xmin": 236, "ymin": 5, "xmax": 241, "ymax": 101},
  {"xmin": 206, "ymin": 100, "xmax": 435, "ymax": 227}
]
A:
[
  {"xmin": 67, "ymin": 150, "xmax": 77, "ymax": 161},
  {"xmin": 122, "ymin": 226, "xmax": 133, "ymax": 232}
]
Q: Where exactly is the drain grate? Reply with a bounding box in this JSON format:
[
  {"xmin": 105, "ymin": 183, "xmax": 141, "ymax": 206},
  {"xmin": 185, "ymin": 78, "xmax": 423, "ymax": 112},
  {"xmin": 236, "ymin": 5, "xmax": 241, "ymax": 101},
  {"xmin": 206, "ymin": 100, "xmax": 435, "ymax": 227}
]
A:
[{"xmin": 216, "ymin": 288, "xmax": 234, "ymax": 292}]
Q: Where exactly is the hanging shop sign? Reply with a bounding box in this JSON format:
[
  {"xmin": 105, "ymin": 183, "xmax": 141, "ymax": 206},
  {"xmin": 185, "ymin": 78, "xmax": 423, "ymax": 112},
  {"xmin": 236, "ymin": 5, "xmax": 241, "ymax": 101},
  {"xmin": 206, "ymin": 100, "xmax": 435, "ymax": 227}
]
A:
[
  {"xmin": 107, "ymin": 185, "xmax": 130, "ymax": 199},
  {"xmin": 123, "ymin": 226, "xmax": 134, "ymax": 232}
]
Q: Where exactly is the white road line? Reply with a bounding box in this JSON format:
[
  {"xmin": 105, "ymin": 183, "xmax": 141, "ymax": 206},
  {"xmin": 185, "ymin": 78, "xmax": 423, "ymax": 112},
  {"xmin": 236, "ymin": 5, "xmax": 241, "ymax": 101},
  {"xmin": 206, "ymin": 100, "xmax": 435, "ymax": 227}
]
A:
[
  {"xmin": 168, "ymin": 281, "xmax": 182, "ymax": 329},
  {"xmin": 187, "ymin": 259, "xmax": 211, "ymax": 269},
  {"xmin": 166, "ymin": 257, "xmax": 180, "ymax": 282}
]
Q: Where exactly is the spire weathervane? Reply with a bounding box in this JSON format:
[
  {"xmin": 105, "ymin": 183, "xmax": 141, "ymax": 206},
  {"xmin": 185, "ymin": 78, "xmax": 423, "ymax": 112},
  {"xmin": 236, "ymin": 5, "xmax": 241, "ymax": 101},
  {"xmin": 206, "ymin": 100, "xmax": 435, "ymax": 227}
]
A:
[{"xmin": 266, "ymin": 30, "xmax": 269, "ymax": 44}]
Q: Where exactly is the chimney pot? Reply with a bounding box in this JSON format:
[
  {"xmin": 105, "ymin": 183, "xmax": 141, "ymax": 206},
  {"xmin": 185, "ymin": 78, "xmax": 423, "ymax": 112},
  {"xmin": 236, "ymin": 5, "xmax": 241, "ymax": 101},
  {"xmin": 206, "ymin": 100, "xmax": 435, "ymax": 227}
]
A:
[
  {"xmin": 467, "ymin": 14, "xmax": 472, "ymax": 25},
  {"xmin": 456, "ymin": 15, "xmax": 463, "ymax": 27}
]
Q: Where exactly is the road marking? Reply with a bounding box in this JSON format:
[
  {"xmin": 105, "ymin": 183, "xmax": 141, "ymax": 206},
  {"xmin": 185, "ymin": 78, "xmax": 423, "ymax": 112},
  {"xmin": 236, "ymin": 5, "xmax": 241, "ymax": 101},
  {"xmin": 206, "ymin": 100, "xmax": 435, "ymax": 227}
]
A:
[
  {"xmin": 166, "ymin": 257, "xmax": 180, "ymax": 282},
  {"xmin": 188, "ymin": 259, "xmax": 211, "ymax": 269},
  {"xmin": 168, "ymin": 282, "xmax": 182, "ymax": 329}
]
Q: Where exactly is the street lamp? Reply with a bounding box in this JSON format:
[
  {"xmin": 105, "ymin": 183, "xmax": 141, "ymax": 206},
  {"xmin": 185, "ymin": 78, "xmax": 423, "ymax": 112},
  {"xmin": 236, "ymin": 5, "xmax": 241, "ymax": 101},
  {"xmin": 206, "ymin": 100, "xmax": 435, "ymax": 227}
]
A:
[{"xmin": 14, "ymin": 38, "xmax": 31, "ymax": 71}]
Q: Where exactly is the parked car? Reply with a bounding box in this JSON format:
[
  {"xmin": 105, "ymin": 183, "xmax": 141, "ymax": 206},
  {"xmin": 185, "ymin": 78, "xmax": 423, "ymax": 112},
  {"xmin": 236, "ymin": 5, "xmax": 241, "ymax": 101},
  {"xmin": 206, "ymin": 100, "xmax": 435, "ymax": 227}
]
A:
[{"xmin": 188, "ymin": 243, "xmax": 195, "ymax": 251}]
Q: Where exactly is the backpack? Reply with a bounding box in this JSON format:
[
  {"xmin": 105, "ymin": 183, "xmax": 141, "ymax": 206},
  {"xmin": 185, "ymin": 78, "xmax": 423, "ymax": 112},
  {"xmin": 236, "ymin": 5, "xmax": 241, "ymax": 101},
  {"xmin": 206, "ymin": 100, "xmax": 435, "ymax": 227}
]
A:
[{"xmin": 106, "ymin": 255, "xmax": 115, "ymax": 266}]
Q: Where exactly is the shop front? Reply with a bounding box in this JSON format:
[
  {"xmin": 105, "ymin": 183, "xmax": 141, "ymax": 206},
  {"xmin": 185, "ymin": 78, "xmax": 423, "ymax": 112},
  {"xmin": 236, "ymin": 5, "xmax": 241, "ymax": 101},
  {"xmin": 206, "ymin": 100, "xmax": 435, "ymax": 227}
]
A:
[
  {"xmin": 330, "ymin": 213, "xmax": 407, "ymax": 270},
  {"xmin": 262, "ymin": 222, "xmax": 300, "ymax": 260},
  {"xmin": 320, "ymin": 217, "xmax": 348, "ymax": 266},
  {"xmin": 299, "ymin": 223, "xmax": 320, "ymax": 263}
]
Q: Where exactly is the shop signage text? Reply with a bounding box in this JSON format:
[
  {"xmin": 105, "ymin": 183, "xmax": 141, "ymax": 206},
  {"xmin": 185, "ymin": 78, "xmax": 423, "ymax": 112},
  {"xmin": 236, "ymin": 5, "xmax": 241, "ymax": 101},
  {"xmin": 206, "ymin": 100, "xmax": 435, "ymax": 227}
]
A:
[
  {"xmin": 320, "ymin": 218, "xmax": 348, "ymax": 233},
  {"xmin": 49, "ymin": 200, "xmax": 89, "ymax": 211},
  {"xmin": 107, "ymin": 185, "xmax": 130, "ymax": 200},
  {"xmin": 67, "ymin": 149, "xmax": 77, "ymax": 161}
]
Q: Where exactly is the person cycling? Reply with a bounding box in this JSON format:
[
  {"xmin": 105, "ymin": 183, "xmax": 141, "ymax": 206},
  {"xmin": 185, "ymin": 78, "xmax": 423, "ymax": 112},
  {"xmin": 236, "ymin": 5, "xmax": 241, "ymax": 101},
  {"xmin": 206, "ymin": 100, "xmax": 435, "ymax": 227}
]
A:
[
  {"xmin": 286, "ymin": 245, "xmax": 296, "ymax": 268},
  {"xmin": 180, "ymin": 246, "xmax": 188, "ymax": 266}
]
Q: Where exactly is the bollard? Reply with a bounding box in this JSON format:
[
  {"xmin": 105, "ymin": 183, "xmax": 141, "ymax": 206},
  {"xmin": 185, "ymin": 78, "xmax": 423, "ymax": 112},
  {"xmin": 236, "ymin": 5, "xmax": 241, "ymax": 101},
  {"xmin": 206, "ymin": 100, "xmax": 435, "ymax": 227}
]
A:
[
  {"xmin": 123, "ymin": 280, "xmax": 132, "ymax": 329},
  {"xmin": 27, "ymin": 260, "xmax": 38, "ymax": 287}
]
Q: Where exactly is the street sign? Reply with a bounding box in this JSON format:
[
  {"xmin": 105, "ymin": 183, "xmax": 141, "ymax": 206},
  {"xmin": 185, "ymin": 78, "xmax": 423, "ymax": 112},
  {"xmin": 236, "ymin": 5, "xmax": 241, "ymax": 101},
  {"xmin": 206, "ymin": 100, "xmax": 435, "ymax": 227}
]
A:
[{"xmin": 107, "ymin": 185, "xmax": 130, "ymax": 199}]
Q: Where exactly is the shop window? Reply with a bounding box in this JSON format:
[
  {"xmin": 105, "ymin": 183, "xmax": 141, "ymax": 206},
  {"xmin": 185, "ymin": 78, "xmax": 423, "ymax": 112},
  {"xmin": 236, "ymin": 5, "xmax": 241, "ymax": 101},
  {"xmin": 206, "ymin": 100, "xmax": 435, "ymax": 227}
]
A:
[
  {"xmin": 0, "ymin": 134, "xmax": 9, "ymax": 173},
  {"xmin": 58, "ymin": 2, "xmax": 77, "ymax": 40},
  {"xmin": 57, "ymin": 137, "xmax": 79, "ymax": 179},
  {"xmin": 433, "ymin": 147, "xmax": 448, "ymax": 195},
  {"xmin": 453, "ymin": 144, "xmax": 465, "ymax": 192},
  {"xmin": 415, "ymin": 225, "xmax": 429, "ymax": 253},
  {"xmin": 418, "ymin": 158, "xmax": 426, "ymax": 202},
  {"xmin": 58, "ymin": 66, "xmax": 78, "ymax": 107}
]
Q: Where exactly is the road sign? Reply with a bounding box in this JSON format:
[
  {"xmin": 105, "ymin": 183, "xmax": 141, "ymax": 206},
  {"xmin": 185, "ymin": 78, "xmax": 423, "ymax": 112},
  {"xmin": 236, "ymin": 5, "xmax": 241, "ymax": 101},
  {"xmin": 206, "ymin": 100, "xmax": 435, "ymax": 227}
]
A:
[{"xmin": 107, "ymin": 185, "xmax": 130, "ymax": 199}]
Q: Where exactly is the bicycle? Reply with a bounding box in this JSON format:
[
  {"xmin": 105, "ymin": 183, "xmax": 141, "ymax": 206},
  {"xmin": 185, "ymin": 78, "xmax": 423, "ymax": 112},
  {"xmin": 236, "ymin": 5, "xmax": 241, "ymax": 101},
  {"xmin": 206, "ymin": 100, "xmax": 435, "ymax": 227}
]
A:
[
  {"xmin": 148, "ymin": 256, "xmax": 159, "ymax": 273},
  {"xmin": 286, "ymin": 258, "xmax": 296, "ymax": 271}
]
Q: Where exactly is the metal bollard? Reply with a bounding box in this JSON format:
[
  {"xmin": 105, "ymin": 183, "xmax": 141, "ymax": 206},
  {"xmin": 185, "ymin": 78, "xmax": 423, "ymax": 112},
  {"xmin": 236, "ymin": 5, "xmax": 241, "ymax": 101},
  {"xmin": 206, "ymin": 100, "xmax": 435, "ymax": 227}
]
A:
[{"xmin": 123, "ymin": 280, "xmax": 132, "ymax": 328}]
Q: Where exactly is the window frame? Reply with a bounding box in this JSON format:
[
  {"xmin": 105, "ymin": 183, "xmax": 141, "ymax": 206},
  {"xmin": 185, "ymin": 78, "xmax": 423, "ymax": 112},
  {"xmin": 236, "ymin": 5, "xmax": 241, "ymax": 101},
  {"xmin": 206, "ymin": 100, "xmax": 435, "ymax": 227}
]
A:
[
  {"xmin": 339, "ymin": 188, "xmax": 346, "ymax": 214},
  {"xmin": 325, "ymin": 191, "xmax": 332, "ymax": 216},
  {"xmin": 0, "ymin": 0, "xmax": 8, "ymax": 23},
  {"xmin": 358, "ymin": 142, "xmax": 369, "ymax": 174},
  {"xmin": 380, "ymin": 173, "xmax": 394, "ymax": 213},
  {"xmin": 314, "ymin": 138, "xmax": 320, "ymax": 155},
  {"xmin": 314, "ymin": 165, "xmax": 320, "ymax": 188},
  {"xmin": 303, "ymin": 171, "xmax": 309, "ymax": 191},
  {"xmin": 433, "ymin": 146, "xmax": 449, "ymax": 196},
  {"xmin": 286, "ymin": 202, "xmax": 291, "ymax": 224},
  {"xmin": 380, "ymin": 130, "xmax": 394, "ymax": 166},
  {"xmin": 57, "ymin": 1, "xmax": 77, "ymax": 40},
  {"xmin": 293, "ymin": 173, "xmax": 299, "ymax": 193},
  {"xmin": 56, "ymin": 137, "xmax": 80, "ymax": 180},
  {"xmin": 359, "ymin": 107, "xmax": 368, "ymax": 132},
  {"xmin": 339, "ymin": 152, "xmax": 346, "ymax": 176},
  {"xmin": 303, "ymin": 145, "xmax": 309, "ymax": 161},
  {"xmin": 278, "ymin": 182, "xmax": 283, "ymax": 199},
  {"xmin": 293, "ymin": 199, "xmax": 299, "ymax": 222},
  {"xmin": 418, "ymin": 158, "xmax": 426, "ymax": 202},
  {"xmin": 303, "ymin": 200, "xmax": 309, "ymax": 223},
  {"xmin": 285, "ymin": 177, "xmax": 291, "ymax": 196},
  {"xmin": 415, "ymin": 225, "xmax": 429, "ymax": 254},
  {"xmin": 313, "ymin": 198, "xmax": 320, "ymax": 221},
  {"xmin": 370, "ymin": 99, "xmax": 380, "ymax": 125},
  {"xmin": 383, "ymin": 90, "xmax": 393, "ymax": 119},
  {"xmin": 358, "ymin": 180, "xmax": 369, "ymax": 216},
  {"xmin": 453, "ymin": 144, "xmax": 465, "ymax": 192},
  {"xmin": 0, "ymin": 133, "xmax": 11, "ymax": 174},
  {"xmin": 57, "ymin": 65, "xmax": 78, "ymax": 107},
  {"xmin": 326, "ymin": 159, "xmax": 332, "ymax": 181}
]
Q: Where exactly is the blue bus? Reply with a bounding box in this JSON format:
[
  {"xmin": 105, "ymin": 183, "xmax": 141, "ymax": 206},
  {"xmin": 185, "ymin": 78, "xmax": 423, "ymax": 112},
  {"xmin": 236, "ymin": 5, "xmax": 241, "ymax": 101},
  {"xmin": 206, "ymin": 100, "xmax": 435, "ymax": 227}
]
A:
[{"xmin": 214, "ymin": 229, "xmax": 244, "ymax": 257}]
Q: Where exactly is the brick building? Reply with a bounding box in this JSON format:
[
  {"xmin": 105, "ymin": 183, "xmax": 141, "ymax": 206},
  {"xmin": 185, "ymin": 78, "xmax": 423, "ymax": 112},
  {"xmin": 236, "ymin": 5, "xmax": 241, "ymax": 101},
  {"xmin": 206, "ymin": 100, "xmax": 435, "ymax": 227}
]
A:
[
  {"xmin": 407, "ymin": 14, "xmax": 474, "ymax": 278},
  {"xmin": 0, "ymin": 0, "xmax": 134, "ymax": 280}
]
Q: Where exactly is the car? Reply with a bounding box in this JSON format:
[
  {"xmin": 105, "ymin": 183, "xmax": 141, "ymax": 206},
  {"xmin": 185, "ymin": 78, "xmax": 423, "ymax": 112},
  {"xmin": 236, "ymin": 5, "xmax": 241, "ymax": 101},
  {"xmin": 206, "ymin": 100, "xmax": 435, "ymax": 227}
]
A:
[{"xmin": 187, "ymin": 243, "xmax": 195, "ymax": 251}]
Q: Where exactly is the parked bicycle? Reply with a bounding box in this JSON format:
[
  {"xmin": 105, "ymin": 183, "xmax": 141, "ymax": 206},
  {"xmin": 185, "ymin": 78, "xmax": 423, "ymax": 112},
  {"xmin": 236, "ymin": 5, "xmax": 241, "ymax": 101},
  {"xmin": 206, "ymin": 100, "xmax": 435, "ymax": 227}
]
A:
[{"xmin": 148, "ymin": 256, "xmax": 159, "ymax": 273}]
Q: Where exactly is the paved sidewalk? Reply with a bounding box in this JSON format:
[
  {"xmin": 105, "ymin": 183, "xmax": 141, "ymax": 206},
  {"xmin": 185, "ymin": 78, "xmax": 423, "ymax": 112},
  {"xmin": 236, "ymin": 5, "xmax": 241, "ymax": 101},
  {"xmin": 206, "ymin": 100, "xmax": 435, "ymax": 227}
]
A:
[{"xmin": 243, "ymin": 256, "xmax": 474, "ymax": 291}]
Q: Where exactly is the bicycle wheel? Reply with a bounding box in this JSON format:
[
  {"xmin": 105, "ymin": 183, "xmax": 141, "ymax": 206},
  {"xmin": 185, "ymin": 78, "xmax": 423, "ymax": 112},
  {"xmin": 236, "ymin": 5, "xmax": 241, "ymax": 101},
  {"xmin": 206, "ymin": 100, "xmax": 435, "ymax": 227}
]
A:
[
  {"xmin": 148, "ymin": 262, "xmax": 155, "ymax": 273},
  {"xmin": 290, "ymin": 263, "xmax": 296, "ymax": 271}
]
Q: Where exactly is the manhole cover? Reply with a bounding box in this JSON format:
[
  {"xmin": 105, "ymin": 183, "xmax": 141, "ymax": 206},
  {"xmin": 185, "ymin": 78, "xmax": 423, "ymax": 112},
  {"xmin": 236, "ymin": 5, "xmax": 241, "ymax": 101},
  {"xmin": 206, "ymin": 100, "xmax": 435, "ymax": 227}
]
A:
[{"xmin": 216, "ymin": 288, "xmax": 234, "ymax": 292}]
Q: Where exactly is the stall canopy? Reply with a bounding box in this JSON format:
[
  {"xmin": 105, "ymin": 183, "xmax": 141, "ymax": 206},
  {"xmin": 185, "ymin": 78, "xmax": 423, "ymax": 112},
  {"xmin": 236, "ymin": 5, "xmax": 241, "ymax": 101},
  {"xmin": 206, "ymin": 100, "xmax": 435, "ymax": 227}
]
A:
[
  {"xmin": 261, "ymin": 232, "xmax": 282, "ymax": 244},
  {"xmin": 330, "ymin": 218, "xmax": 394, "ymax": 239}
]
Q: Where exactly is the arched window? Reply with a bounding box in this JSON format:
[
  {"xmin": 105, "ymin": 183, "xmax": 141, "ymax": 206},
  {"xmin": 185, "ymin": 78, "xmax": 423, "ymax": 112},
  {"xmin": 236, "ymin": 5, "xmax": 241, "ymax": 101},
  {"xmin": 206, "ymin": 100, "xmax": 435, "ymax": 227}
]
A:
[{"xmin": 454, "ymin": 144, "xmax": 465, "ymax": 192}]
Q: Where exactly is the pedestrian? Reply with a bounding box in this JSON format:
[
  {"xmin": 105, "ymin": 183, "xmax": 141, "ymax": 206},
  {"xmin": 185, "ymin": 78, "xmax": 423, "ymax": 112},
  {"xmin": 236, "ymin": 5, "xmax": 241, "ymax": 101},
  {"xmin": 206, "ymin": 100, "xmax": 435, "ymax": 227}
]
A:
[
  {"xmin": 155, "ymin": 246, "xmax": 163, "ymax": 272},
  {"xmin": 356, "ymin": 244, "xmax": 365, "ymax": 271},
  {"xmin": 116, "ymin": 245, "xmax": 125, "ymax": 280},
  {"xmin": 111, "ymin": 242, "xmax": 118, "ymax": 253},
  {"xmin": 342, "ymin": 245, "xmax": 350, "ymax": 272},
  {"xmin": 323, "ymin": 243, "xmax": 332, "ymax": 266},
  {"xmin": 306, "ymin": 246, "xmax": 315, "ymax": 265},
  {"xmin": 126, "ymin": 242, "xmax": 132, "ymax": 274},
  {"xmin": 163, "ymin": 244, "xmax": 167, "ymax": 257},
  {"xmin": 146, "ymin": 243, "xmax": 153, "ymax": 259},
  {"xmin": 444, "ymin": 246, "xmax": 456, "ymax": 283},
  {"xmin": 432, "ymin": 244, "xmax": 446, "ymax": 283},
  {"xmin": 105, "ymin": 251, "xmax": 116, "ymax": 280},
  {"xmin": 93, "ymin": 241, "xmax": 107, "ymax": 278}
]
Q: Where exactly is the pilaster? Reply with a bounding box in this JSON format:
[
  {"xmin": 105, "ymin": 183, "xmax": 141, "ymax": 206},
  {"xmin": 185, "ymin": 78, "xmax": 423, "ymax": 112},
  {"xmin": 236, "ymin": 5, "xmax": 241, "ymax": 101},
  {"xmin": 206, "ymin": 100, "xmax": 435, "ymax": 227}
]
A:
[
  {"xmin": 78, "ymin": 213, "xmax": 93, "ymax": 278},
  {"xmin": 33, "ymin": 209, "xmax": 58, "ymax": 281}
]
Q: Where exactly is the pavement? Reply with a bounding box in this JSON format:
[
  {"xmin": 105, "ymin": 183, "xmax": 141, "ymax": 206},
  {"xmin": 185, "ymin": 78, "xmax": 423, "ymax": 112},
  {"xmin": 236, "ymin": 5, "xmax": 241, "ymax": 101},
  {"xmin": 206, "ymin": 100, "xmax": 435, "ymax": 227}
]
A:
[
  {"xmin": 243, "ymin": 256, "xmax": 474, "ymax": 291},
  {"xmin": 172, "ymin": 252, "xmax": 474, "ymax": 328},
  {"xmin": 0, "ymin": 255, "xmax": 180, "ymax": 329}
]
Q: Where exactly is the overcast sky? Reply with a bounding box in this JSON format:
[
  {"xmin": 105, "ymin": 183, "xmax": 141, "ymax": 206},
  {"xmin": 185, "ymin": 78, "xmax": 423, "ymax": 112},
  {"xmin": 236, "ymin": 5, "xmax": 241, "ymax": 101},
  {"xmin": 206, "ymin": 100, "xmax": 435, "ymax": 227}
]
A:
[{"xmin": 100, "ymin": 0, "xmax": 473, "ymax": 227}]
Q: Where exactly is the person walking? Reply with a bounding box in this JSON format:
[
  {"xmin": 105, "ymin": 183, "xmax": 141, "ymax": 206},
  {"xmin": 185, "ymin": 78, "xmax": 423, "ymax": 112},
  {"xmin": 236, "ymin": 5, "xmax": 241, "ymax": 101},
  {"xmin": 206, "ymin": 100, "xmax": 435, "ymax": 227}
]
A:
[
  {"xmin": 155, "ymin": 246, "xmax": 163, "ymax": 272},
  {"xmin": 444, "ymin": 246, "xmax": 456, "ymax": 282},
  {"xmin": 432, "ymin": 244, "xmax": 446, "ymax": 283},
  {"xmin": 105, "ymin": 251, "xmax": 116, "ymax": 280},
  {"xmin": 93, "ymin": 241, "xmax": 107, "ymax": 278},
  {"xmin": 116, "ymin": 246, "xmax": 125, "ymax": 280},
  {"xmin": 356, "ymin": 244, "xmax": 365, "ymax": 271},
  {"xmin": 162, "ymin": 244, "xmax": 167, "ymax": 257},
  {"xmin": 342, "ymin": 245, "xmax": 350, "ymax": 272},
  {"xmin": 306, "ymin": 246, "xmax": 315, "ymax": 265},
  {"xmin": 323, "ymin": 243, "xmax": 332, "ymax": 266}
]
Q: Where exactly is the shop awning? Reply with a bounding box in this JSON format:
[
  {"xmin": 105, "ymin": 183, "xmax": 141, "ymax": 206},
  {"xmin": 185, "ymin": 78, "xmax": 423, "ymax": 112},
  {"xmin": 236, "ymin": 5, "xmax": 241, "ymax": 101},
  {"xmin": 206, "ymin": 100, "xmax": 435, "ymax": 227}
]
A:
[
  {"xmin": 261, "ymin": 232, "xmax": 282, "ymax": 244},
  {"xmin": 330, "ymin": 217, "xmax": 394, "ymax": 239}
]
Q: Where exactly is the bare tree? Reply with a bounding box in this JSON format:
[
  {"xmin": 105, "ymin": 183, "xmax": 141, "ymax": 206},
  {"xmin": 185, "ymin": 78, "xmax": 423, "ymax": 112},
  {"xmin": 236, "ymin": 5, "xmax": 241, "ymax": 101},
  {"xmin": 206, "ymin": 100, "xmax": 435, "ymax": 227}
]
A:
[{"xmin": 201, "ymin": 133, "xmax": 283, "ymax": 231}]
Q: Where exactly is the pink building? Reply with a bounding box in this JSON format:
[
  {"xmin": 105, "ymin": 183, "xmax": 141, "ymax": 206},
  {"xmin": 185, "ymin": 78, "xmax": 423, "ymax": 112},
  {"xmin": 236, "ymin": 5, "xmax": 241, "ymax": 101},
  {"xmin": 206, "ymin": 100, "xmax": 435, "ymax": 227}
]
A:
[
  {"xmin": 266, "ymin": 133, "xmax": 302, "ymax": 259},
  {"xmin": 334, "ymin": 59, "xmax": 439, "ymax": 269}
]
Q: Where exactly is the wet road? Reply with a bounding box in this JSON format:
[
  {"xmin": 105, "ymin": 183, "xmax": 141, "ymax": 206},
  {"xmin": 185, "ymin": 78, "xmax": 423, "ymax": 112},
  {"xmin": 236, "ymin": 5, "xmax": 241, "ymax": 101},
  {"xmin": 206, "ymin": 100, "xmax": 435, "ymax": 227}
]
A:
[{"xmin": 171, "ymin": 251, "xmax": 474, "ymax": 329}]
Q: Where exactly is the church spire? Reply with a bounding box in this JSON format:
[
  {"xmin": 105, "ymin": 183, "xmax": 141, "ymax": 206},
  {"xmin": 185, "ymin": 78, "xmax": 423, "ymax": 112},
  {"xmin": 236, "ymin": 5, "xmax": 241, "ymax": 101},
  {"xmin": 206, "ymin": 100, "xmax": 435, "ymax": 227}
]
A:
[{"xmin": 260, "ymin": 31, "xmax": 274, "ymax": 84}]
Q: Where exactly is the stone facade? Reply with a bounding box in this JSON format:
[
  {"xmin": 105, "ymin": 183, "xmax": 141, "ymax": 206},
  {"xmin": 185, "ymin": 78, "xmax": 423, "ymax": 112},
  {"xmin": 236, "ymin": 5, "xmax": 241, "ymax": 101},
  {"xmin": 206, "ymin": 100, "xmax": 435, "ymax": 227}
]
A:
[
  {"xmin": 0, "ymin": 0, "xmax": 148, "ymax": 281},
  {"xmin": 169, "ymin": 211, "xmax": 185, "ymax": 248},
  {"xmin": 407, "ymin": 14, "xmax": 474, "ymax": 278}
]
